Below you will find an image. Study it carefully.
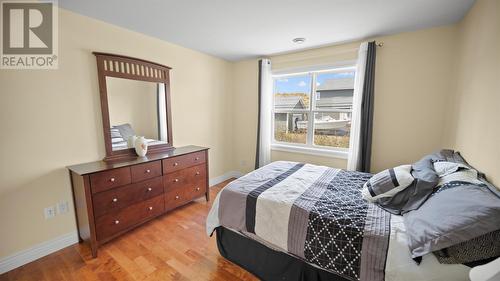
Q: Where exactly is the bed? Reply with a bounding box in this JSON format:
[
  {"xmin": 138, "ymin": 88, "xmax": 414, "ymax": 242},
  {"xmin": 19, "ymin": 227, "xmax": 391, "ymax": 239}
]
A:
[
  {"xmin": 110, "ymin": 124, "xmax": 165, "ymax": 150},
  {"xmin": 206, "ymin": 161, "xmax": 471, "ymax": 281}
]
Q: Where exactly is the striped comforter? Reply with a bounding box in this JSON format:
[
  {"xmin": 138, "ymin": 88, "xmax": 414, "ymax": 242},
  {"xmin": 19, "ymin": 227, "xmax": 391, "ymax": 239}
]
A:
[{"xmin": 207, "ymin": 161, "xmax": 391, "ymax": 281}]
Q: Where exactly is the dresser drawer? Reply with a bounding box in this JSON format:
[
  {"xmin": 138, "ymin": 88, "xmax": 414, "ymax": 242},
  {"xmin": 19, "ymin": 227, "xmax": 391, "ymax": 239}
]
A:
[
  {"xmin": 131, "ymin": 161, "xmax": 162, "ymax": 183},
  {"xmin": 163, "ymin": 164, "xmax": 207, "ymax": 190},
  {"xmin": 164, "ymin": 176, "xmax": 207, "ymax": 211},
  {"xmin": 90, "ymin": 167, "xmax": 131, "ymax": 194},
  {"xmin": 162, "ymin": 151, "xmax": 206, "ymax": 174},
  {"xmin": 93, "ymin": 177, "xmax": 163, "ymax": 218},
  {"xmin": 95, "ymin": 195, "xmax": 164, "ymax": 241}
]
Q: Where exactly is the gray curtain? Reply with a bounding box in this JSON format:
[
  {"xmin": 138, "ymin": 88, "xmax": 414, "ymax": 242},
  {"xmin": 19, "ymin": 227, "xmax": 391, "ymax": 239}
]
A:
[{"xmin": 358, "ymin": 41, "xmax": 377, "ymax": 172}]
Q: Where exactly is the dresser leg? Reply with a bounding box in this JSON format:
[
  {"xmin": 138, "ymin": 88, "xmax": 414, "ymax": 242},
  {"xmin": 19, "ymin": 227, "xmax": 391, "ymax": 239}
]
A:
[
  {"xmin": 90, "ymin": 242, "xmax": 98, "ymax": 258},
  {"xmin": 205, "ymin": 190, "xmax": 210, "ymax": 202}
]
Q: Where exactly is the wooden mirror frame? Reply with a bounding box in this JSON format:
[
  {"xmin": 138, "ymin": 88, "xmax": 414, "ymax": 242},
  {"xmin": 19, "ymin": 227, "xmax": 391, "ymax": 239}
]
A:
[{"xmin": 94, "ymin": 52, "xmax": 174, "ymax": 161}]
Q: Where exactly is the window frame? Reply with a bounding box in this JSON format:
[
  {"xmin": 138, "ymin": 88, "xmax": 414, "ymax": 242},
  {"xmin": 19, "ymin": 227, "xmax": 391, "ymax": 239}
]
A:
[{"xmin": 271, "ymin": 66, "xmax": 357, "ymax": 159}]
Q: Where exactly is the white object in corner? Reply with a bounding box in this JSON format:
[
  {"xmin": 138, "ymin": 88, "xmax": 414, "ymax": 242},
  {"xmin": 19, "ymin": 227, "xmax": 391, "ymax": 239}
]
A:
[
  {"xmin": 0, "ymin": 231, "xmax": 78, "ymax": 274},
  {"xmin": 469, "ymin": 257, "xmax": 500, "ymax": 281},
  {"xmin": 209, "ymin": 171, "xmax": 244, "ymax": 187}
]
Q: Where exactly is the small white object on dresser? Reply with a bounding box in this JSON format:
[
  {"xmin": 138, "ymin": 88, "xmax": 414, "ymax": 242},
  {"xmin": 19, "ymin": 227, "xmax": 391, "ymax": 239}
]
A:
[{"xmin": 134, "ymin": 136, "xmax": 148, "ymax": 156}]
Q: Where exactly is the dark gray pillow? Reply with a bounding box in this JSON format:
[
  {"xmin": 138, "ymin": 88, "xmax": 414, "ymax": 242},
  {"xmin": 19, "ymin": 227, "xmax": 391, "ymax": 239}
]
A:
[
  {"xmin": 373, "ymin": 152, "xmax": 441, "ymax": 215},
  {"xmin": 114, "ymin": 123, "xmax": 135, "ymax": 141},
  {"xmin": 403, "ymin": 181, "xmax": 500, "ymax": 258}
]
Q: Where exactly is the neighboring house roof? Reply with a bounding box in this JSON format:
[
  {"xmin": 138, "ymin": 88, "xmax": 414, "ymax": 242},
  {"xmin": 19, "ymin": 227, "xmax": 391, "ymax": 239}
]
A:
[
  {"xmin": 317, "ymin": 89, "xmax": 353, "ymax": 110},
  {"xmin": 275, "ymin": 77, "xmax": 355, "ymax": 110},
  {"xmin": 275, "ymin": 96, "xmax": 306, "ymax": 109},
  {"xmin": 316, "ymin": 77, "xmax": 354, "ymax": 91}
]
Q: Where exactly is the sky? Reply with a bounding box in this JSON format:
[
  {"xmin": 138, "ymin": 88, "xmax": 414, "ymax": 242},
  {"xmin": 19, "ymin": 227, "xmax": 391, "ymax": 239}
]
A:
[{"xmin": 275, "ymin": 71, "xmax": 355, "ymax": 94}]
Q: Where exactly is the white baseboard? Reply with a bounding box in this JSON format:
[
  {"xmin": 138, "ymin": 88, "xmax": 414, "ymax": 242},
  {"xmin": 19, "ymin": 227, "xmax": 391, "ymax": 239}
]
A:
[
  {"xmin": 0, "ymin": 231, "xmax": 79, "ymax": 274},
  {"xmin": 0, "ymin": 171, "xmax": 244, "ymax": 275},
  {"xmin": 209, "ymin": 171, "xmax": 244, "ymax": 187}
]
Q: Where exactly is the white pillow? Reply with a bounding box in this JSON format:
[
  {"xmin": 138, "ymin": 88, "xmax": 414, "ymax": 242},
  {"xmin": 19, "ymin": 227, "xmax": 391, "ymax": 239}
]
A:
[
  {"xmin": 362, "ymin": 165, "xmax": 414, "ymax": 202},
  {"xmin": 433, "ymin": 161, "xmax": 472, "ymax": 177},
  {"xmin": 433, "ymin": 161, "xmax": 482, "ymax": 187}
]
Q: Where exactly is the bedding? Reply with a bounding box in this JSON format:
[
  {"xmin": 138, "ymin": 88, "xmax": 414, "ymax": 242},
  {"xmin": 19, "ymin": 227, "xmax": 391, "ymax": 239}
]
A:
[
  {"xmin": 361, "ymin": 164, "xmax": 414, "ymax": 202},
  {"xmin": 109, "ymin": 124, "xmax": 165, "ymax": 150},
  {"xmin": 403, "ymin": 150, "xmax": 500, "ymax": 259},
  {"xmin": 112, "ymin": 138, "xmax": 164, "ymax": 150},
  {"xmin": 114, "ymin": 123, "xmax": 135, "ymax": 141},
  {"xmin": 403, "ymin": 168, "xmax": 500, "ymax": 259},
  {"xmin": 207, "ymin": 161, "xmax": 469, "ymax": 281},
  {"xmin": 370, "ymin": 153, "xmax": 439, "ymax": 215},
  {"xmin": 110, "ymin": 127, "xmax": 124, "ymax": 143},
  {"xmin": 433, "ymin": 229, "xmax": 500, "ymax": 265}
]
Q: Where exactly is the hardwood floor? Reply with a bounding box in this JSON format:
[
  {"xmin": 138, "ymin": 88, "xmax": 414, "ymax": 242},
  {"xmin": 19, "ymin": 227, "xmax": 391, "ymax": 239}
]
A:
[{"xmin": 0, "ymin": 179, "xmax": 258, "ymax": 281}]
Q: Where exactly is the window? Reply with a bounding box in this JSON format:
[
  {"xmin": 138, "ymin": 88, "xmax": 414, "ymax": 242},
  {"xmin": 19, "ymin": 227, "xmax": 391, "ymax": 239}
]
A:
[{"xmin": 272, "ymin": 67, "xmax": 356, "ymax": 156}]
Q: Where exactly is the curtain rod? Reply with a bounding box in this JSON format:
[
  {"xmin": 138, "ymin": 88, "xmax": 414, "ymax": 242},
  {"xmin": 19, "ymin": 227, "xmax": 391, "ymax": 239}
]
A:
[{"xmin": 267, "ymin": 41, "xmax": 384, "ymax": 62}]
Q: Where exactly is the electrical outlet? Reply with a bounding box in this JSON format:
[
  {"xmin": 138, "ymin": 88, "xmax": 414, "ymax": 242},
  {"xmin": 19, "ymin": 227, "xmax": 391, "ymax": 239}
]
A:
[
  {"xmin": 57, "ymin": 201, "xmax": 69, "ymax": 214},
  {"xmin": 44, "ymin": 206, "xmax": 56, "ymax": 219}
]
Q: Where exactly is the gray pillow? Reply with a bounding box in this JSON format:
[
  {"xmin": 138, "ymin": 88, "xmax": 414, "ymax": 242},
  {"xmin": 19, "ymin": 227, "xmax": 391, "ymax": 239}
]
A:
[
  {"xmin": 114, "ymin": 123, "xmax": 135, "ymax": 141},
  {"xmin": 373, "ymin": 152, "xmax": 441, "ymax": 215},
  {"xmin": 403, "ymin": 179, "xmax": 500, "ymax": 258}
]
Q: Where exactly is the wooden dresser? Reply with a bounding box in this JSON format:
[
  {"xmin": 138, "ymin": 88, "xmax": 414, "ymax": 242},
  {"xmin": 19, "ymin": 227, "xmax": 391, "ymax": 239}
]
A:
[{"xmin": 67, "ymin": 145, "xmax": 209, "ymax": 257}]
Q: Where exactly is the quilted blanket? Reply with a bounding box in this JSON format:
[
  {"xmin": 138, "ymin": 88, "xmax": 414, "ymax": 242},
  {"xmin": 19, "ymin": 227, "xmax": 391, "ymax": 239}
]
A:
[{"xmin": 207, "ymin": 161, "xmax": 391, "ymax": 281}]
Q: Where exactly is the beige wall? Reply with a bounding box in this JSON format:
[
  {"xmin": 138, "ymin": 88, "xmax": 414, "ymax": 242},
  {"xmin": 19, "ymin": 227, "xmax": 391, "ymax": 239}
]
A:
[
  {"xmin": 232, "ymin": 25, "xmax": 458, "ymax": 174},
  {"xmin": 370, "ymin": 26, "xmax": 458, "ymax": 171},
  {"xmin": 107, "ymin": 77, "xmax": 159, "ymax": 139},
  {"xmin": 0, "ymin": 9, "xmax": 234, "ymax": 259},
  {"xmin": 444, "ymin": 0, "xmax": 500, "ymax": 186},
  {"xmin": 231, "ymin": 60, "xmax": 259, "ymax": 172}
]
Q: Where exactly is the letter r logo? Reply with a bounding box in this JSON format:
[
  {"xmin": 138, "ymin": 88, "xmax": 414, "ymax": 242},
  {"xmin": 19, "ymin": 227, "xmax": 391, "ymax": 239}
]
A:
[{"xmin": 2, "ymin": 2, "xmax": 53, "ymax": 54}]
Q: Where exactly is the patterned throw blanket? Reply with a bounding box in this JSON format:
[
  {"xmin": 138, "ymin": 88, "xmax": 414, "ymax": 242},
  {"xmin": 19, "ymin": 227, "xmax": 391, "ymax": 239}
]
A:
[{"xmin": 209, "ymin": 161, "xmax": 391, "ymax": 281}]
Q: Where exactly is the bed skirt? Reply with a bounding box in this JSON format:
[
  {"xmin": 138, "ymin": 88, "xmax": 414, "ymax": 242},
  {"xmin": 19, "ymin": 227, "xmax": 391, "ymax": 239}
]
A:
[{"xmin": 215, "ymin": 227, "xmax": 350, "ymax": 281}]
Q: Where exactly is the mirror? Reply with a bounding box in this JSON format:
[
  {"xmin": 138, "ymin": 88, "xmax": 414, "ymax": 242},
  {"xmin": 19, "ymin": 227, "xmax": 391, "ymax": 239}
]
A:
[
  {"xmin": 107, "ymin": 77, "xmax": 168, "ymax": 151},
  {"xmin": 94, "ymin": 52, "xmax": 173, "ymax": 161}
]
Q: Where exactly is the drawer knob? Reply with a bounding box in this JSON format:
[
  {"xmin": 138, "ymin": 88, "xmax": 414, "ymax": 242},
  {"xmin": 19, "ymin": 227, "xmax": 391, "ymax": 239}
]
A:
[
  {"xmin": 147, "ymin": 187, "xmax": 152, "ymax": 192},
  {"xmin": 175, "ymin": 195, "xmax": 180, "ymax": 200},
  {"xmin": 196, "ymin": 171, "xmax": 200, "ymax": 175},
  {"xmin": 195, "ymin": 157, "xmax": 200, "ymax": 161},
  {"xmin": 174, "ymin": 178, "xmax": 179, "ymax": 182},
  {"xmin": 196, "ymin": 187, "xmax": 200, "ymax": 191},
  {"xmin": 173, "ymin": 162, "xmax": 178, "ymax": 166},
  {"xmin": 148, "ymin": 206, "xmax": 153, "ymax": 211},
  {"xmin": 114, "ymin": 220, "xmax": 120, "ymax": 225},
  {"xmin": 110, "ymin": 177, "xmax": 115, "ymax": 182},
  {"xmin": 112, "ymin": 198, "xmax": 118, "ymax": 202},
  {"xmin": 146, "ymin": 169, "xmax": 151, "ymax": 173}
]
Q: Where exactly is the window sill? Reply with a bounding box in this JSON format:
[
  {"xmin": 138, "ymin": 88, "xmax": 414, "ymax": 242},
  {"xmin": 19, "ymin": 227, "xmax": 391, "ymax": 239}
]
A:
[{"xmin": 271, "ymin": 144, "xmax": 348, "ymax": 159}]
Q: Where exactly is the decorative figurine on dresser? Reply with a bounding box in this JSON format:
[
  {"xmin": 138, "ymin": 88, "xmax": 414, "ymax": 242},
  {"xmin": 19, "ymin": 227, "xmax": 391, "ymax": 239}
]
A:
[{"xmin": 67, "ymin": 53, "xmax": 209, "ymax": 258}]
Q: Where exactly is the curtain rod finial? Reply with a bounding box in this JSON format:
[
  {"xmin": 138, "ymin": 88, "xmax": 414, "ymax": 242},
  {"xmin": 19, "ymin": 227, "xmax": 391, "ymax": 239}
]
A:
[{"xmin": 376, "ymin": 42, "xmax": 384, "ymax": 47}]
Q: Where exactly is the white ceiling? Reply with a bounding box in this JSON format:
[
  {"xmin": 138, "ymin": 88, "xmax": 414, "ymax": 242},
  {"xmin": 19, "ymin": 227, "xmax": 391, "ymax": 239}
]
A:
[{"xmin": 59, "ymin": 0, "xmax": 475, "ymax": 61}]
